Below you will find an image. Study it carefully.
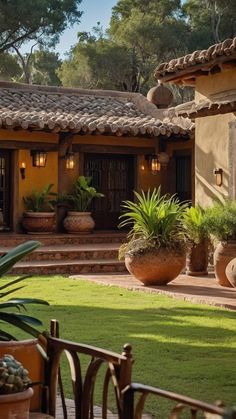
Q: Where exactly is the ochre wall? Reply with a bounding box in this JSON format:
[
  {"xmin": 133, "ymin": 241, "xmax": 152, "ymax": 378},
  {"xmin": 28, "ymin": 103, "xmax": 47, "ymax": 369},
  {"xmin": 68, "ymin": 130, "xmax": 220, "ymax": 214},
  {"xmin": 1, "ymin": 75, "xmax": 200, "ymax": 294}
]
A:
[
  {"xmin": 18, "ymin": 149, "xmax": 58, "ymax": 216},
  {"xmin": 194, "ymin": 69, "xmax": 236, "ymax": 206}
]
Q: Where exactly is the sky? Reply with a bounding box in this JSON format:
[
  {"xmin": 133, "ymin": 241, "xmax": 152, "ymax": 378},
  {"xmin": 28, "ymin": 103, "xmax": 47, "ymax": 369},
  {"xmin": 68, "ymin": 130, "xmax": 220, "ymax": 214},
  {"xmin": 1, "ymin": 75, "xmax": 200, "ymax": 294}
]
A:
[{"xmin": 55, "ymin": 0, "xmax": 117, "ymax": 56}]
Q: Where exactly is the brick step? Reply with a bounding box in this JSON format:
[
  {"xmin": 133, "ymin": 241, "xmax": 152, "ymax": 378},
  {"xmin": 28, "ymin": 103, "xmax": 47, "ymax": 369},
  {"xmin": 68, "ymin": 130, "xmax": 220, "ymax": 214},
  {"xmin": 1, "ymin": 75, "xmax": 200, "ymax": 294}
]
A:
[
  {"xmin": 0, "ymin": 232, "xmax": 127, "ymax": 247},
  {"xmin": 0, "ymin": 243, "xmax": 121, "ymax": 261},
  {"xmin": 12, "ymin": 259, "xmax": 127, "ymax": 275}
]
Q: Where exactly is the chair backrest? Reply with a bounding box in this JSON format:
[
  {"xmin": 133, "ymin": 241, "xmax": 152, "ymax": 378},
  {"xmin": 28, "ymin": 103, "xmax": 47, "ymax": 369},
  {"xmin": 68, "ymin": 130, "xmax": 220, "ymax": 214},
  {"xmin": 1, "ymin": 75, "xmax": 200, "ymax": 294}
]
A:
[
  {"xmin": 122, "ymin": 383, "xmax": 236, "ymax": 419},
  {"xmin": 44, "ymin": 320, "xmax": 133, "ymax": 419}
]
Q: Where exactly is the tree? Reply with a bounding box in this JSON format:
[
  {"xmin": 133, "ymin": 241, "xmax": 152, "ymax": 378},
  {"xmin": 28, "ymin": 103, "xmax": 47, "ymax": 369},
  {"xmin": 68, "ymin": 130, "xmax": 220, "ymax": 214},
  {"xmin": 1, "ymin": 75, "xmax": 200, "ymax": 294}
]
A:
[
  {"xmin": 0, "ymin": 0, "xmax": 83, "ymax": 53},
  {"xmin": 0, "ymin": 52, "xmax": 21, "ymax": 81}
]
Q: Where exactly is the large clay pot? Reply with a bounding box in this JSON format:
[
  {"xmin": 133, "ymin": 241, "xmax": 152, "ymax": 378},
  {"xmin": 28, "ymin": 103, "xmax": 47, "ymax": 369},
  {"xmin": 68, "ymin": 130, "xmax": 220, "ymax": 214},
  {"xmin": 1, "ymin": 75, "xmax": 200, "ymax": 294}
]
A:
[
  {"xmin": 186, "ymin": 239, "xmax": 209, "ymax": 276},
  {"xmin": 225, "ymin": 257, "xmax": 236, "ymax": 288},
  {"xmin": 22, "ymin": 212, "xmax": 55, "ymax": 234},
  {"xmin": 0, "ymin": 339, "xmax": 45, "ymax": 412},
  {"xmin": 213, "ymin": 241, "xmax": 236, "ymax": 287},
  {"xmin": 0, "ymin": 387, "xmax": 33, "ymax": 419},
  {"xmin": 125, "ymin": 247, "xmax": 186, "ymax": 285},
  {"xmin": 63, "ymin": 211, "xmax": 95, "ymax": 234}
]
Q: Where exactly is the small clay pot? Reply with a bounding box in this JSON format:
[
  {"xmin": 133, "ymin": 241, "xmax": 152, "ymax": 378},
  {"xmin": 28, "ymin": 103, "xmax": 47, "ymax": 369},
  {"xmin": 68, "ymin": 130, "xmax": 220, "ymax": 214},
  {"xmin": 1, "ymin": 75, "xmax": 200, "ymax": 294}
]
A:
[
  {"xmin": 225, "ymin": 257, "xmax": 236, "ymax": 288},
  {"xmin": 22, "ymin": 212, "xmax": 55, "ymax": 234},
  {"xmin": 214, "ymin": 241, "xmax": 236, "ymax": 287},
  {"xmin": 0, "ymin": 387, "xmax": 33, "ymax": 419},
  {"xmin": 63, "ymin": 211, "xmax": 95, "ymax": 234},
  {"xmin": 186, "ymin": 239, "xmax": 209, "ymax": 276}
]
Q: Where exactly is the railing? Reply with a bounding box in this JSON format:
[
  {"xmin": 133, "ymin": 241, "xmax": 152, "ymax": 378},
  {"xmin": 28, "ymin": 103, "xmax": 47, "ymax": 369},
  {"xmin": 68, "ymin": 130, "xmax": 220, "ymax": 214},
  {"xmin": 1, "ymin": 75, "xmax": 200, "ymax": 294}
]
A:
[{"xmin": 122, "ymin": 382, "xmax": 236, "ymax": 419}]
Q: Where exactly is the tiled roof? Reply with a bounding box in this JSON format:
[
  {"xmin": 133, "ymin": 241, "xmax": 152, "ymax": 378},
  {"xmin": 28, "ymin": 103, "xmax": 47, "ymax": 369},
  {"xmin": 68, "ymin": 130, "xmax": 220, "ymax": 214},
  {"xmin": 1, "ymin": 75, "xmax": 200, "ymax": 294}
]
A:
[
  {"xmin": 0, "ymin": 82, "xmax": 194, "ymax": 137},
  {"xmin": 155, "ymin": 38, "xmax": 236, "ymax": 84},
  {"xmin": 165, "ymin": 90, "xmax": 236, "ymax": 119}
]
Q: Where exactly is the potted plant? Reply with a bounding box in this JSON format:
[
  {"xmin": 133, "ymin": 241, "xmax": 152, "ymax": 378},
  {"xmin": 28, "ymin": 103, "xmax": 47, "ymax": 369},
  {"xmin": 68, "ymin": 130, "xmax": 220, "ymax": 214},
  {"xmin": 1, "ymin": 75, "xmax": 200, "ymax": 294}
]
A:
[
  {"xmin": 118, "ymin": 188, "xmax": 188, "ymax": 285},
  {"xmin": 0, "ymin": 354, "xmax": 33, "ymax": 419},
  {"xmin": 204, "ymin": 200, "xmax": 236, "ymax": 287},
  {"xmin": 60, "ymin": 176, "xmax": 104, "ymax": 234},
  {"xmin": 183, "ymin": 206, "xmax": 210, "ymax": 276},
  {"xmin": 22, "ymin": 183, "xmax": 57, "ymax": 234},
  {"xmin": 0, "ymin": 240, "xmax": 49, "ymax": 411}
]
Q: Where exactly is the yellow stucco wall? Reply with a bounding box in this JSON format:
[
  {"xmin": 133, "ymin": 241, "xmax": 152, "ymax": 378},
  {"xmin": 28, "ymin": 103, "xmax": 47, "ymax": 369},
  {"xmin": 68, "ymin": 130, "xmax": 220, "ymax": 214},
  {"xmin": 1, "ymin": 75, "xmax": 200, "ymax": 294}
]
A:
[
  {"xmin": 18, "ymin": 149, "xmax": 58, "ymax": 216},
  {"xmin": 194, "ymin": 69, "xmax": 236, "ymax": 206}
]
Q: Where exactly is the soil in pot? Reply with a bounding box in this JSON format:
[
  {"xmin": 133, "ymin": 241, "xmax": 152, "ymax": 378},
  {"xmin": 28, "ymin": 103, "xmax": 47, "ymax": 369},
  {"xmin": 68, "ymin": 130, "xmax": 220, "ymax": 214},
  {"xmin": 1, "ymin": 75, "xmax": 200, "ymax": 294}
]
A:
[
  {"xmin": 214, "ymin": 241, "xmax": 236, "ymax": 287},
  {"xmin": 186, "ymin": 239, "xmax": 209, "ymax": 276},
  {"xmin": 125, "ymin": 247, "xmax": 186, "ymax": 285}
]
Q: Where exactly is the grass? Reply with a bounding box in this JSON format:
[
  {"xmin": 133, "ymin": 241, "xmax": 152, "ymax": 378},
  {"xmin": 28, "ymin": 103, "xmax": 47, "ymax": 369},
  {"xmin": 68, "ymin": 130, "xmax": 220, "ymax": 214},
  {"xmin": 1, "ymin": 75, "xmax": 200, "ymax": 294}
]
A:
[{"xmin": 3, "ymin": 276, "xmax": 236, "ymax": 417}]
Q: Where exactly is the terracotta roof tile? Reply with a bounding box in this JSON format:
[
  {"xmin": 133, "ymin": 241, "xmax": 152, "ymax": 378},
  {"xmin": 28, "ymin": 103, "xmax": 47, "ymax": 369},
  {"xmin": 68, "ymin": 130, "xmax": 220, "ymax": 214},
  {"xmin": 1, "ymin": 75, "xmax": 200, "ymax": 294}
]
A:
[
  {"xmin": 0, "ymin": 81, "xmax": 194, "ymax": 137},
  {"xmin": 155, "ymin": 38, "xmax": 236, "ymax": 83}
]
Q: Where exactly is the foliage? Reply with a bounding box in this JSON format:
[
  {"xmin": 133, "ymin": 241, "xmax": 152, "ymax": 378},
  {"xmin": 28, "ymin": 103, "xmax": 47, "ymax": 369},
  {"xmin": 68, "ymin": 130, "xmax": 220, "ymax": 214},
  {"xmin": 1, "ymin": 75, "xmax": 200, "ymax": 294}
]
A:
[
  {"xmin": 0, "ymin": 0, "xmax": 83, "ymax": 53},
  {"xmin": 183, "ymin": 205, "xmax": 209, "ymax": 245},
  {"xmin": 204, "ymin": 200, "xmax": 236, "ymax": 242},
  {"xmin": 59, "ymin": 176, "xmax": 104, "ymax": 212},
  {"xmin": 8, "ymin": 276, "xmax": 236, "ymax": 417},
  {"xmin": 118, "ymin": 187, "xmax": 188, "ymax": 258},
  {"xmin": 0, "ymin": 241, "xmax": 49, "ymax": 341},
  {"xmin": 23, "ymin": 184, "xmax": 57, "ymax": 212},
  {"xmin": 0, "ymin": 52, "xmax": 21, "ymax": 81},
  {"xmin": 0, "ymin": 354, "xmax": 31, "ymax": 393}
]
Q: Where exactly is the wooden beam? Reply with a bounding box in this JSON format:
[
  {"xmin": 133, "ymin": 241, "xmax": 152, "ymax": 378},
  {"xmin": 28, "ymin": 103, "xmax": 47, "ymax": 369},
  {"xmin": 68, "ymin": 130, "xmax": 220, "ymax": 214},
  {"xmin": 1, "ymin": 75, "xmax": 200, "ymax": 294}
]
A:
[
  {"xmin": 0, "ymin": 140, "xmax": 58, "ymax": 150},
  {"xmin": 73, "ymin": 144, "xmax": 156, "ymax": 155}
]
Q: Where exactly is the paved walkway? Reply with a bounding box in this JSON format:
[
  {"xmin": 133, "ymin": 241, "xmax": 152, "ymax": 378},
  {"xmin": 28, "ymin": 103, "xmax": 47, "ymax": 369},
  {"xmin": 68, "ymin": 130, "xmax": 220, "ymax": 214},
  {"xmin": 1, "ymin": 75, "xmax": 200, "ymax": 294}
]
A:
[{"xmin": 73, "ymin": 272, "xmax": 236, "ymax": 310}]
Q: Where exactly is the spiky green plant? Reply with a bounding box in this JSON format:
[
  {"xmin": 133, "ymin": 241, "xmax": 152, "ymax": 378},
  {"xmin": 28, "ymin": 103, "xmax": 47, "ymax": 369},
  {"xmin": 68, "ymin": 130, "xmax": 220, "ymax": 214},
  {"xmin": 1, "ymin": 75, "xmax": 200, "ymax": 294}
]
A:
[
  {"xmin": 183, "ymin": 206, "xmax": 209, "ymax": 245},
  {"xmin": 23, "ymin": 183, "xmax": 57, "ymax": 212},
  {"xmin": 118, "ymin": 188, "xmax": 188, "ymax": 258},
  {"xmin": 204, "ymin": 200, "xmax": 236, "ymax": 242},
  {"xmin": 58, "ymin": 176, "xmax": 104, "ymax": 212},
  {"xmin": 0, "ymin": 241, "xmax": 49, "ymax": 341}
]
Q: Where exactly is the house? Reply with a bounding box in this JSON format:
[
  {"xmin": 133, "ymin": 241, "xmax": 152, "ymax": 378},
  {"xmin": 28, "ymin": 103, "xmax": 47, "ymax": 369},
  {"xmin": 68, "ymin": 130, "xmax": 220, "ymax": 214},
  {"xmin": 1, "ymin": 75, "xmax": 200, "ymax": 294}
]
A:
[
  {"xmin": 0, "ymin": 81, "xmax": 193, "ymax": 233},
  {"xmin": 155, "ymin": 37, "xmax": 236, "ymax": 207}
]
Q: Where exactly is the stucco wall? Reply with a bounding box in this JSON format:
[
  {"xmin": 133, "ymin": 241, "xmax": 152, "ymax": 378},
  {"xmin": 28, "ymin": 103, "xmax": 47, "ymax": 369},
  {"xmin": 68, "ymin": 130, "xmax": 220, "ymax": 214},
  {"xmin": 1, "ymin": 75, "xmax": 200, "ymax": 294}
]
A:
[{"xmin": 194, "ymin": 69, "xmax": 236, "ymax": 206}]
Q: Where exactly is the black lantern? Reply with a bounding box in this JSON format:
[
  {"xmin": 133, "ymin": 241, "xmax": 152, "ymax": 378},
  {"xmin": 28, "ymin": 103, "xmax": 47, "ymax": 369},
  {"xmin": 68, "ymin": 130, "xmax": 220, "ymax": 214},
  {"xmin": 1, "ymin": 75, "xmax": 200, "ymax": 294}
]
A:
[
  {"xmin": 66, "ymin": 152, "xmax": 75, "ymax": 170},
  {"xmin": 31, "ymin": 151, "xmax": 47, "ymax": 167}
]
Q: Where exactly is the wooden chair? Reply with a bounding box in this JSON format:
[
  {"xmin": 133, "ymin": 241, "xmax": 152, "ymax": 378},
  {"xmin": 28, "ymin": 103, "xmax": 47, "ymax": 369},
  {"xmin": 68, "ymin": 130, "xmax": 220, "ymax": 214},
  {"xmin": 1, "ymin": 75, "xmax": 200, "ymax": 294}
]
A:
[{"xmin": 29, "ymin": 320, "xmax": 236, "ymax": 418}]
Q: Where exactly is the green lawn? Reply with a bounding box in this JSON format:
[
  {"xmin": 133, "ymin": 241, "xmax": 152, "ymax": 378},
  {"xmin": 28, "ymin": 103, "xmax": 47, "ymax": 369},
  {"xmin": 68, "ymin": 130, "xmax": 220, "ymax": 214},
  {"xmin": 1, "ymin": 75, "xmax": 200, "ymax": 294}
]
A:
[{"xmin": 4, "ymin": 276, "xmax": 236, "ymax": 417}]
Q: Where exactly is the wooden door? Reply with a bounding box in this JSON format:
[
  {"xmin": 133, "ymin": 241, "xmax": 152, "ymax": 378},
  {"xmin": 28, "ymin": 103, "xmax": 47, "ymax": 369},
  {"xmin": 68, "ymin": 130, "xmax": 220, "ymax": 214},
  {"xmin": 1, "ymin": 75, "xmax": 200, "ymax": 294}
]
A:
[
  {"xmin": 0, "ymin": 150, "xmax": 11, "ymax": 229},
  {"xmin": 84, "ymin": 154, "xmax": 134, "ymax": 229},
  {"xmin": 175, "ymin": 152, "xmax": 192, "ymax": 202}
]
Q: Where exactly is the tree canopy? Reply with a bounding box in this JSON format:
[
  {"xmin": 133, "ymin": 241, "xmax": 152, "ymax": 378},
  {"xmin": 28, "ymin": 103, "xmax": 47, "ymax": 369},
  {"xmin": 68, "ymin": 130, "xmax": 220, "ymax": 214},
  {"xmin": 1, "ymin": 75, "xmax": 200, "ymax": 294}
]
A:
[{"xmin": 0, "ymin": 0, "xmax": 83, "ymax": 52}]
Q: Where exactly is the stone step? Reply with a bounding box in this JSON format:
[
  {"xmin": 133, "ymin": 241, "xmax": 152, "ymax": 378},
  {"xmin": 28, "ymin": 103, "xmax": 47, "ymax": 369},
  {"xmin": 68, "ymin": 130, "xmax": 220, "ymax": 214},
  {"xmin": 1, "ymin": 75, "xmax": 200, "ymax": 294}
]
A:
[
  {"xmin": 12, "ymin": 259, "xmax": 127, "ymax": 275},
  {"xmin": 0, "ymin": 243, "xmax": 121, "ymax": 261},
  {"xmin": 0, "ymin": 232, "xmax": 127, "ymax": 247}
]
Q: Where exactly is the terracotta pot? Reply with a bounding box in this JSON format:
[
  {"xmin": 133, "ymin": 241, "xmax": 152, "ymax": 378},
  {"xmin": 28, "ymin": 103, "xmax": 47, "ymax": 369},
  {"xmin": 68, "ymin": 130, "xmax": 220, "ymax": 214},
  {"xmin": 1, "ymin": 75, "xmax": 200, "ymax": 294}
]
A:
[
  {"xmin": 213, "ymin": 241, "xmax": 236, "ymax": 287},
  {"xmin": 125, "ymin": 247, "xmax": 186, "ymax": 285},
  {"xmin": 225, "ymin": 257, "xmax": 236, "ymax": 287},
  {"xmin": 22, "ymin": 212, "xmax": 55, "ymax": 234},
  {"xmin": 186, "ymin": 240, "xmax": 209, "ymax": 276},
  {"xmin": 63, "ymin": 211, "xmax": 95, "ymax": 234},
  {"xmin": 0, "ymin": 339, "xmax": 45, "ymax": 412},
  {"xmin": 0, "ymin": 387, "xmax": 33, "ymax": 419}
]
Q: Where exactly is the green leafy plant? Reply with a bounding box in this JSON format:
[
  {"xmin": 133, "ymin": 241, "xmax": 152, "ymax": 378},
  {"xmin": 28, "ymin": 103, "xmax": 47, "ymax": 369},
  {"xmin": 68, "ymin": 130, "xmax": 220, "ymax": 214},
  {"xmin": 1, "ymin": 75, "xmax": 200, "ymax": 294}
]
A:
[
  {"xmin": 0, "ymin": 241, "xmax": 49, "ymax": 341},
  {"xmin": 183, "ymin": 206, "xmax": 209, "ymax": 245},
  {"xmin": 59, "ymin": 176, "xmax": 104, "ymax": 212},
  {"xmin": 118, "ymin": 187, "xmax": 188, "ymax": 258},
  {"xmin": 23, "ymin": 184, "xmax": 57, "ymax": 212},
  {"xmin": 204, "ymin": 200, "xmax": 236, "ymax": 242}
]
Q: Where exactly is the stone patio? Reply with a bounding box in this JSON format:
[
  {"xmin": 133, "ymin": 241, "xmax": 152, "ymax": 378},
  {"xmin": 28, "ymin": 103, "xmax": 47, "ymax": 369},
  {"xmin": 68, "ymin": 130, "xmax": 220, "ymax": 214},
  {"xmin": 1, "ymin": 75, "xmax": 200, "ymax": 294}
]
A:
[{"xmin": 71, "ymin": 272, "xmax": 236, "ymax": 310}]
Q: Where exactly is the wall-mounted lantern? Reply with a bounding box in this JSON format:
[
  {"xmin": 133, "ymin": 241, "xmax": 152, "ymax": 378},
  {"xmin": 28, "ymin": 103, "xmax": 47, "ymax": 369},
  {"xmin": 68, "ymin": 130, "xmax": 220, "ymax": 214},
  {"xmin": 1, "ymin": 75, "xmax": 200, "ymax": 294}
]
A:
[
  {"xmin": 66, "ymin": 151, "xmax": 75, "ymax": 170},
  {"xmin": 31, "ymin": 151, "xmax": 47, "ymax": 167},
  {"xmin": 20, "ymin": 161, "xmax": 26, "ymax": 179},
  {"xmin": 145, "ymin": 154, "xmax": 161, "ymax": 175},
  {"xmin": 213, "ymin": 168, "xmax": 223, "ymax": 187}
]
